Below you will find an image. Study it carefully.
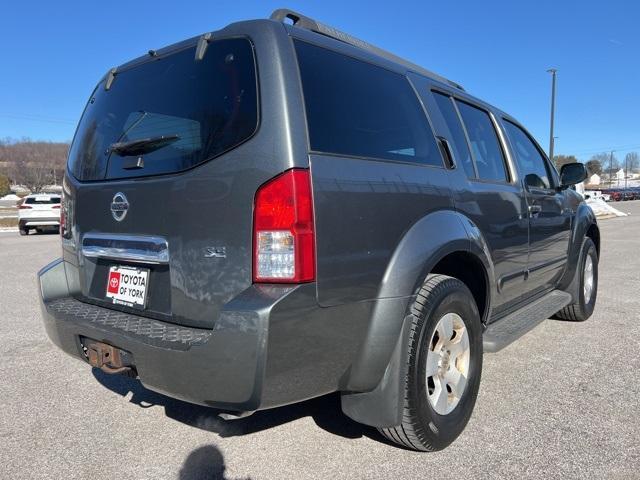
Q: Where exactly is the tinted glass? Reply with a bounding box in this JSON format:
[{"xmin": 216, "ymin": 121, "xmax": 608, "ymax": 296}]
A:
[
  {"xmin": 432, "ymin": 92, "xmax": 475, "ymax": 178},
  {"xmin": 503, "ymin": 120, "xmax": 551, "ymax": 189},
  {"xmin": 25, "ymin": 196, "xmax": 61, "ymax": 204},
  {"xmin": 68, "ymin": 38, "xmax": 258, "ymax": 181},
  {"xmin": 456, "ymin": 101, "xmax": 508, "ymax": 182},
  {"xmin": 295, "ymin": 41, "xmax": 442, "ymax": 166}
]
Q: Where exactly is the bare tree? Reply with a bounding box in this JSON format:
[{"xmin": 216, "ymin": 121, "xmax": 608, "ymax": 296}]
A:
[
  {"xmin": 585, "ymin": 159, "xmax": 603, "ymax": 176},
  {"xmin": 0, "ymin": 138, "xmax": 69, "ymax": 192},
  {"xmin": 553, "ymin": 155, "xmax": 579, "ymax": 170},
  {"xmin": 625, "ymin": 152, "xmax": 639, "ymax": 173},
  {"xmin": 12, "ymin": 157, "xmax": 51, "ymax": 192},
  {"xmin": 589, "ymin": 152, "xmax": 618, "ymax": 184}
]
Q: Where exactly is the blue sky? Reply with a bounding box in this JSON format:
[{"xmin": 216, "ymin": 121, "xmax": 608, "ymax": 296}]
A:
[{"xmin": 1, "ymin": 0, "xmax": 638, "ymax": 162}]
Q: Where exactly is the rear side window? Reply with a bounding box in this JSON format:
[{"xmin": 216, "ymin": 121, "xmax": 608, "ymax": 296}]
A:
[
  {"xmin": 432, "ymin": 92, "xmax": 475, "ymax": 178},
  {"xmin": 456, "ymin": 101, "xmax": 508, "ymax": 182},
  {"xmin": 503, "ymin": 120, "xmax": 552, "ymax": 189},
  {"xmin": 68, "ymin": 38, "xmax": 258, "ymax": 181},
  {"xmin": 294, "ymin": 41, "xmax": 442, "ymax": 166},
  {"xmin": 24, "ymin": 196, "xmax": 61, "ymax": 204}
]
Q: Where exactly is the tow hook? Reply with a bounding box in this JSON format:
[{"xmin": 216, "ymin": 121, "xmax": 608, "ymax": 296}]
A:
[{"xmin": 86, "ymin": 342, "xmax": 131, "ymax": 375}]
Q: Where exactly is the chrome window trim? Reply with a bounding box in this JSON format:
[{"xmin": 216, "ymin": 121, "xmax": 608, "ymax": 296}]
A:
[{"xmin": 488, "ymin": 111, "xmax": 519, "ymax": 184}]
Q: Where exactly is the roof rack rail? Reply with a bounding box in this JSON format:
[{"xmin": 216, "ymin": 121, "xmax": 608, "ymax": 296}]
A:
[{"xmin": 270, "ymin": 8, "xmax": 464, "ymax": 91}]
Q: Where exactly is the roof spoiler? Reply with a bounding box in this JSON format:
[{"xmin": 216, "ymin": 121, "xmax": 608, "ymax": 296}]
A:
[{"xmin": 270, "ymin": 8, "xmax": 465, "ymax": 91}]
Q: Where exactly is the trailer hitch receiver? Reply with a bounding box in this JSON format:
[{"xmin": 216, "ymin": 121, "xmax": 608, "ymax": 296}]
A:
[{"xmin": 86, "ymin": 341, "xmax": 132, "ymax": 374}]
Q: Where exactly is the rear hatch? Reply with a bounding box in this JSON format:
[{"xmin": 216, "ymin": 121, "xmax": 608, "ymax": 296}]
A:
[{"xmin": 64, "ymin": 37, "xmax": 262, "ymax": 329}]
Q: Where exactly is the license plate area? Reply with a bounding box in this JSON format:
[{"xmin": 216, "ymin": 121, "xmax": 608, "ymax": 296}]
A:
[{"xmin": 106, "ymin": 265, "xmax": 149, "ymax": 309}]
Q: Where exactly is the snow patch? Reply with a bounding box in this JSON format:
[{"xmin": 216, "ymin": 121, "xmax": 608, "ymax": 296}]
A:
[
  {"xmin": 1, "ymin": 194, "xmax": 20, "ymax": 201},
  {"xmin": 586, "ymin": 198, "xmax": 628, "ymax": 218}
]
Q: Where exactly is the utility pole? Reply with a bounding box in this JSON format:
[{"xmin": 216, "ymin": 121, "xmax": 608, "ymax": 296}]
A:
[
  {"xmin": 547, "ymin": 68, "xmax": 557, "ymax": 161},
  {"xmin": 625, "ymin": 154, "xmax": 628, "ymax": 189},
  {"xmin": 609, "ymin": 150, "xmax": 615, "ymax": 186}
]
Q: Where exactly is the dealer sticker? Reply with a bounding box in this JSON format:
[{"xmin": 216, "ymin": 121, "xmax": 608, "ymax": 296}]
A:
[{"xmin": 106, "ymin": 266, "xmax": 149, "ymax": 308}]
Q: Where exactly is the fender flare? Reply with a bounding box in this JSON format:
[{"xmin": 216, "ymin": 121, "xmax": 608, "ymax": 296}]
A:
[
  {"xmin": 342, "ymin": 209, "xmax": 493, "ymax": 427},
  {"xmin": 558, "ymin": 203, "xmax": 599, "ymax": 301}
]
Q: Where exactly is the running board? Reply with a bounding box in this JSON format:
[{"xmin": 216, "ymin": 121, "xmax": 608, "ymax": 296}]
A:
[{"xmin": 483, "ymin": 290, "xmax": 572, "ymax": 353}]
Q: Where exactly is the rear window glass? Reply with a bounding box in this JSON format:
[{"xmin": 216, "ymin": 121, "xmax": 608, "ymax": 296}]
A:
[
  {"xmin": 68, "ymin": 38, "xmax": 258, "ymax": 181},
  {"xmin": 25, "ymin": 196, "xmax": 61, "ymax": 204},
  {"xmin": 294, "ymin": 40, "xmax": 442, "ymax": 166}
]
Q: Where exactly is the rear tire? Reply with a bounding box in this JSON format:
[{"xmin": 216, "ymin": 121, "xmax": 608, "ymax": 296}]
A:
[
  {"xmin": 19, "ymin": 228, "xmax": 28, "ymax": 236},
  {"xmin": 554, "ymin": 237, "xmax": 598, "ymax": 322},
  {"xmin": 378, "ymin": 274, "xmax": 483, "ymax": 451}
]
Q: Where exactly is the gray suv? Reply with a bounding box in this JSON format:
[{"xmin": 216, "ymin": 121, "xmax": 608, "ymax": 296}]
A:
[{"xmin": 38, "ymin": 9, "xmax": 599, "ymax": 451}]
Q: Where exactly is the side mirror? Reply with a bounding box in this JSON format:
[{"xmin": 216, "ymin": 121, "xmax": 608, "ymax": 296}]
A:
[{"xmin": 560, "ymin": 162, "xmax": 587, "ymax": 188}]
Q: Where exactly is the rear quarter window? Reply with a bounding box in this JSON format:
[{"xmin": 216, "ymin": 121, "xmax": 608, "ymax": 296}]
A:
[{"xmin": 294, "ymin": 40, "xmax": 442, "ymax": 167}]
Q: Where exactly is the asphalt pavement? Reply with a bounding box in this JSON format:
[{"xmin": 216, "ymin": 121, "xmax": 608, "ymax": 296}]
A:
[{"xmin": 1, "ymin": 203, "xmax": 639, "ymax": 480}]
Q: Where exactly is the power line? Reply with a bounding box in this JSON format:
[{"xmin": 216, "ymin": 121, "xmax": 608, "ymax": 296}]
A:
[
  {"xmin": 572, "ymin": 143, "xmax": 640, "ymax": 156},
  {"xmin": 0, "ymin": 113, "xmax": 76, "ymax": 125}
]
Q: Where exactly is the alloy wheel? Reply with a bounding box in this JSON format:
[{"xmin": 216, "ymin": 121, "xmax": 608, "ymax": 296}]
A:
[{"xmin": 425, "ymin": 312, "xmax": 470, "ymax": 415}]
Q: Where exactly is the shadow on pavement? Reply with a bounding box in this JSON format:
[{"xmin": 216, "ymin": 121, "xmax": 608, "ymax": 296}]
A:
[
  {"xmin": 92, "ymin": 368, "xmax": 387, "ymax": 445},
  {"xmin": 24, "ymin": 228, "xmax": 59, "ymax": 235},
  {"xmin": 179, "ymin": 445, "xmax": 251, "ymax": 480}
]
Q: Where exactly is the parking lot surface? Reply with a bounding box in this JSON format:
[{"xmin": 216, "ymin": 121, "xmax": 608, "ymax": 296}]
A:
[{"xmin": 1, "ymin": 202, "xmax": 639, "ymax": 480}]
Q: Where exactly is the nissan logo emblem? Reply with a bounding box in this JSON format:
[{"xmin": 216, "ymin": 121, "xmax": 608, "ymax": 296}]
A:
[{"xmin": 110, "ymin": 192, "xmax": 129, "ymax": 222}]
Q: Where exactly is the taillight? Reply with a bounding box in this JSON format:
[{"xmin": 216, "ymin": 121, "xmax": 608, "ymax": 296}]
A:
[
  {"xmin": 18, "ymin": 205, "xmax": 32, "ymax": 209},
  {"xmin": 253, "ymin": 169, "xmax": 315, "ymax": 283},
  {"xmin": 59, "ymin": 194, "xmax": 67, "ymax": 237},
  {"xmin": 52, "ymin": 205, "xmax": 61, "ymax": 209}
]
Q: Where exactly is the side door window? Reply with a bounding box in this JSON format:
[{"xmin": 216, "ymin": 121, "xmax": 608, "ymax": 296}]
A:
[
  {"xmin": 502, "ymin": 120, "xmax": 553, "ymax": 189},
  {"xmin": 455, "ymin": 101, "xmax": 509, "ymax": 182},
  {"xmin": 432, "ymin": 92, "xmax": 476, "ymax": 178}
]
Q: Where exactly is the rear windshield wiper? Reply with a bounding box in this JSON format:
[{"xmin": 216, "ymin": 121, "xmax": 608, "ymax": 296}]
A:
[{"xmin": 109, "ymin": 134, "xmax": 180, "ymax": 157}]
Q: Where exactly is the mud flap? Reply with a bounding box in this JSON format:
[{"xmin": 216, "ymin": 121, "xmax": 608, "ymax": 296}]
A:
[{"xmin": 340, "ymin": 313, "xmax": 414, "ymax": 428}]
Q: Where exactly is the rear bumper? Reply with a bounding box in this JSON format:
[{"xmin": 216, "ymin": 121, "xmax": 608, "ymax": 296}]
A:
[
  {"xmin": 20, "ymin": 217, "xmax": 60, "ymax": 228},
  {"xmin": 38, "ymin": 258, "xmax": 330, "ymax": 412}
]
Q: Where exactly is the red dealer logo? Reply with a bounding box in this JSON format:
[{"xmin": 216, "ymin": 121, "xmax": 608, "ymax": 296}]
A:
[{"xmin": 107, "ymin": 271, "xmax": 121, "ymax": 294}]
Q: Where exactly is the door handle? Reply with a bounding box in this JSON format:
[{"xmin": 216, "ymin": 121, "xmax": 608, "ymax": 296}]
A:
[{"xmin": 528, "ymin": 205, "xmax": 542, "ymax": 215}]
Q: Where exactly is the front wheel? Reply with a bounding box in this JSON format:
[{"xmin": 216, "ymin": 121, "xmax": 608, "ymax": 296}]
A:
[
  {"xmin": 379, "ymin": 274, "xmax": 483, "ymax": 451},
  {"xmin": 554, "ymin": 237, "xmax": 598, "ymax": 321}
]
